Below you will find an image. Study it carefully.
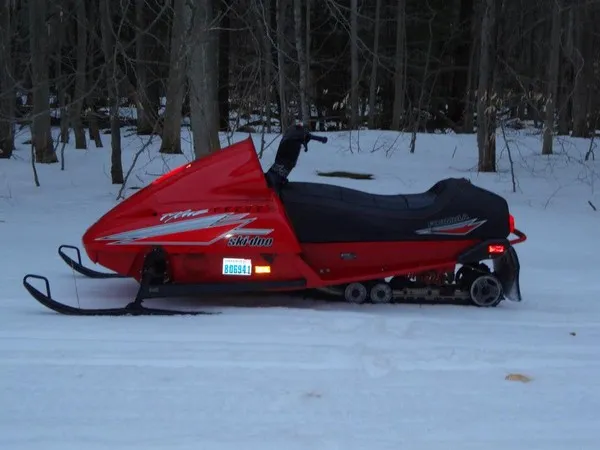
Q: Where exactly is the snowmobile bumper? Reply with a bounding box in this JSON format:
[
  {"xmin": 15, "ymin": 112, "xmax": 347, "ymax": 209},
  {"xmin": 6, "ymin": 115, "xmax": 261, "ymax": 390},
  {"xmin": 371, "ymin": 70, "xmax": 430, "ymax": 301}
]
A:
[{"xmin": 493, "ymin": 245, "xmax": 522, "ymax": 302}]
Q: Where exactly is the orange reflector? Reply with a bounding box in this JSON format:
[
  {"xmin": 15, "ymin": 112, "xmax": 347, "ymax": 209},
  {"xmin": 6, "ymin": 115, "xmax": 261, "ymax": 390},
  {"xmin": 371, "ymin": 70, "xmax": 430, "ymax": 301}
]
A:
[
  {"xmin": 488, "ymin": 244, "xmax": 505, "ymax": 254},
  {"xmin": 255, "ymin": 266, "xmax": 271, "ymax": 274}
]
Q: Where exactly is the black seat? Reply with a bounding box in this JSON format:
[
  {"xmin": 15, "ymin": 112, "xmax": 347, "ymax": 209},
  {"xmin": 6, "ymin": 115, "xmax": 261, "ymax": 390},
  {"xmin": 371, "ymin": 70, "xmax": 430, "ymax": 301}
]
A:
[{"xmin": 279, "ymin": 178, "xmax": 469, "ymax": 243}]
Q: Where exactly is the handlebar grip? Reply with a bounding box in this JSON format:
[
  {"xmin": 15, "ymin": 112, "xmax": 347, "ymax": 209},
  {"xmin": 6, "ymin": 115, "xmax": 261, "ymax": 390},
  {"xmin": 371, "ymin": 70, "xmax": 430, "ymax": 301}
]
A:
[{"xmin": 310, "ymin": 134, "xmax": 328, "ymax": 143}]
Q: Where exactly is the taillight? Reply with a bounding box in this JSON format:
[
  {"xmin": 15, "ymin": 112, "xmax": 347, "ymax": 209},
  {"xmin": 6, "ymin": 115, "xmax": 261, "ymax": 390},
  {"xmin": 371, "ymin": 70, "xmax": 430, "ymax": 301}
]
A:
[
  {"xmin": 509, "ymin": 214, "xmax": 515, "ymax": 234},
  {"xmin": 488, "ymin": 244, "xmax": 505, "ymax": 254}
]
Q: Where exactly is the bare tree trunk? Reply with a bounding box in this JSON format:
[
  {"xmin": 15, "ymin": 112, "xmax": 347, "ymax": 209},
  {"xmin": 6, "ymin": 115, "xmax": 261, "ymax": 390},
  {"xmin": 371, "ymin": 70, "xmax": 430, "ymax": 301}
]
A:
[
  {"xmin": 349, "ymin": 0, "xmax": 359, "ymax": 129},
  {"xmin": 187, "ymin": 0, "xmax": 220, "ymax": 159},
  {"xmin": 276, "ymin": 0, "xmax": 288, "ymax": 129},
  {"xmin": 409, "ymin": 10, "xmax": 436, "ymax": 153},
  {"xmin": 571, "ymin": 1, "xmax": 589, "ymax": 137},
  {"xmin": 557, "ymin": 73, "xmax": 570, "ymax": 135},
  {"xmin": 136, "ymin": 0, "xmax": 159, "ymax": 135},
  {"xmin": 476, "ymin": 0, "xmax": 497, "ymax": 172},
  {"xmin": 557, "ymin": 18, "xmax": 570, "ymax": 136},
  {"xmin": 293, "ymin": 0, "xmax": 309, "ymax": 125},
  {"xmin": 71, "ymin": 0, "xmax": 87, "ymax": 149},
  {"xmin": 160, "ymin": 0, "xmax": 189, "ymax": 154},
  {"xmin": 391, "ymin": 0, "xmax": 406, "ymax": 130},
  {"xmin": 367, "ymin": 0, "xmax": 381, "ymax": 129},
  {"xmin": 29, "ymin": 0, "xmax": 57, "ymax": 163},
  {"xmin": 542, "ymin": 0, "xmax": 562, "ymax": 155},
  {"xmin": 0, "ymin": 0, "xmax": 14, "ymax": 159},
  {"xmin": 462, "ymin": 29, "xmax": 478, "ymax": 133},
  {"xmin": 256, "ymin": 0, "xmax": 274, "ymax": 132},
  {"xmin": 218, "ymin": 3, "xmax": 230, "ymax": 131},
  {"xmin": 305, "ymin": 0, "xmax": 312, "ymax": 128},
  {"xmin": 449, "ymin": 0, "xmax": 474, "ymax": 131},
  {"xmin": 100, "ymin": 0, "xmax": 124, "ymax": 183},
  {"xmin": 557, "ymin": 6, "xmax": 572, "ymax": 136},
  {"xmin": 51, "ymin": 2, "xmax": 70, "ymax": 145},
  {"xmin": 87, "ymin": 102, "xmax": 103, "ymax": 147},
  {"xmin": 85, "ymin": 1, "xmax": 102, "ymax": 148},
  {"xmin": 135, "ymin": 0, "xmax": 150, "ymax": 134}
]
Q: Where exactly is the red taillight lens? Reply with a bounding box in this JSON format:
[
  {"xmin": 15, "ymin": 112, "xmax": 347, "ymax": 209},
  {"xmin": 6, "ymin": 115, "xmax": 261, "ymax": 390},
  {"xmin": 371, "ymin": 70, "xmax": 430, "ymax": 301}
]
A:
[
  {"xmin": 509, "ymin": 214, "xmax": 515, "ymax": 233},
  {"xmin": 488, "ymin": 244, "xmax": 506, "ymax": 254}
]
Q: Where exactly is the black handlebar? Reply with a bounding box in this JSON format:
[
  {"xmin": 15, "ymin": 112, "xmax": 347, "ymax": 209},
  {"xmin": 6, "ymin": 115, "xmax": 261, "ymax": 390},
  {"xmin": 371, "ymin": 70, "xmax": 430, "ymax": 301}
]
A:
[
  {"xmin": 281, "ymin": 125, "xmax": 328, "ymax": 148},
  {"xmin": 308, "ymin": 133, "xmax": 328, "ymax": 144},
  {"xmin": 265, "ymin": 127, "xmax": 329, "ymax": 189}
]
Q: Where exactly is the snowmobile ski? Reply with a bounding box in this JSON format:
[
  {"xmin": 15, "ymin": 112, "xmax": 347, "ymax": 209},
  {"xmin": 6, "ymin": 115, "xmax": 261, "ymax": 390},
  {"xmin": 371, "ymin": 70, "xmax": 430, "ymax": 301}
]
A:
[
  {"xmin": 22, "ymin": 274, "xmax": 217, "ymax": 316},
  {"xmin": 58, "ymin": 244, "xmax": 125, "ymax": 279}
]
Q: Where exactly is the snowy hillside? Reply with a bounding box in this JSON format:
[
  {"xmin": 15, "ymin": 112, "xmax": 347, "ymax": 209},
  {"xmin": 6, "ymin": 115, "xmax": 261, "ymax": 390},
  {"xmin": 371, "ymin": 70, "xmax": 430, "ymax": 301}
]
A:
[{"xmin": 1, "ymin": 127, "xmax": 600, "ymax": 449}]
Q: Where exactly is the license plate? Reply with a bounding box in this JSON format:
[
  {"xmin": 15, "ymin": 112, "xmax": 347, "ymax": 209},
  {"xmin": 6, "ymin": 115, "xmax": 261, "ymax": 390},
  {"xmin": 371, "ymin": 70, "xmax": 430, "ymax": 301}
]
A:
[{"xmin": 222, "ymin": 258, "xmax": 252, "ymax": 276}]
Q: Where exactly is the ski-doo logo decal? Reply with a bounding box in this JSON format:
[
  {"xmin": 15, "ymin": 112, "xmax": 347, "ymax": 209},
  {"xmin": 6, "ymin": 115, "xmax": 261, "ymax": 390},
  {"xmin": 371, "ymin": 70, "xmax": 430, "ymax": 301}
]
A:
[
  {"xmin": 227, "ymin": 236, "xmax": 273, "ymax": 247},
  {"xmin": 96, "ymin": 211, "xmax": 273, "ymax": 246},
  {"xmin": 415, "ymin": 215, "xmax": 487, "ymax": 236}
]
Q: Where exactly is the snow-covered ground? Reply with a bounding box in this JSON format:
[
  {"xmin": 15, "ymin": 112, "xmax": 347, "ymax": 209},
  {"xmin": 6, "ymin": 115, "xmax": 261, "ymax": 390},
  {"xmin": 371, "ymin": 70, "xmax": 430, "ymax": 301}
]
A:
[{"xmin": 2, "ymin": 126, "xmax": 600, "ymax": 449}]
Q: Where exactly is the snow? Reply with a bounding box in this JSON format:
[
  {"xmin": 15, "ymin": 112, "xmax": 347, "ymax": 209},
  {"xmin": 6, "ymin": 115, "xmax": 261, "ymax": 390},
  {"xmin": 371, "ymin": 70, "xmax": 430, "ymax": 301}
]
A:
[{"xmin": 2, "ymin": 126, "xmax": 600, "ymax": 449}]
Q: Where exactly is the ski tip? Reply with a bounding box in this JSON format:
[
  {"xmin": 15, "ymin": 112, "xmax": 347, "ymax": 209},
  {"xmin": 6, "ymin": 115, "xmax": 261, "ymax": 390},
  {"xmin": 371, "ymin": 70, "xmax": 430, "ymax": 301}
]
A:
[{"xmin": 22, "ymin": 272, "xmax": 219, "ymax": 317}]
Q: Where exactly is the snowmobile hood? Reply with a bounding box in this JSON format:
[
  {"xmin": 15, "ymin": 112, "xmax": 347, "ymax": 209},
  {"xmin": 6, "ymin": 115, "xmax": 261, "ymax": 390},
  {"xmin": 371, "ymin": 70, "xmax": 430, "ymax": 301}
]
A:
[{"xmin": 81, "ymin": 137, "xmax": 273, "ymax": 251}]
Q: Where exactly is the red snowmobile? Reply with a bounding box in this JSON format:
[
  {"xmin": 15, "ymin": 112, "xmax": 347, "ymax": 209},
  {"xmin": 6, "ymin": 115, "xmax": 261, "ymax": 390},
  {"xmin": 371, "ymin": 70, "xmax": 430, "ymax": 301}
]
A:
[{"xmin": 23, "ymin": 125, "xmax": 527, "ymax": 316}]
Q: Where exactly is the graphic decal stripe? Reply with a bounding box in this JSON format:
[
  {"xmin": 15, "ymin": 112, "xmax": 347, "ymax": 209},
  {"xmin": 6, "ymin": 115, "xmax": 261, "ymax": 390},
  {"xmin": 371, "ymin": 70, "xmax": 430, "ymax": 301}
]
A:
[
  {"xmin": 415, "ymin": 218, "xmax": 487, "ymax": 236},
  {"xmin": 96, "ymin": 212, "xmax": 274, "ymax": 246}
]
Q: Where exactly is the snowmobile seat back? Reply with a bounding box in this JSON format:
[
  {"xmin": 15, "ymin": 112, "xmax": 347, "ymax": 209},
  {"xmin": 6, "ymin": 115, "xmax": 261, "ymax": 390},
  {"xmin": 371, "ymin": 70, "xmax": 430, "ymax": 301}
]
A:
[{"xmin": 278, "ymin": 178, "xmax": 510, "ymax": 243}]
